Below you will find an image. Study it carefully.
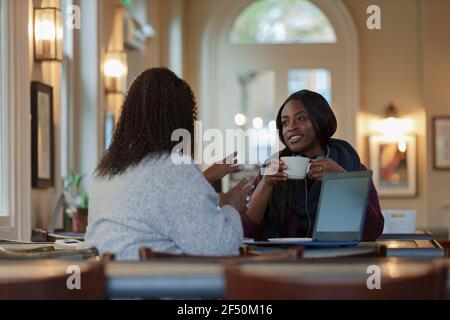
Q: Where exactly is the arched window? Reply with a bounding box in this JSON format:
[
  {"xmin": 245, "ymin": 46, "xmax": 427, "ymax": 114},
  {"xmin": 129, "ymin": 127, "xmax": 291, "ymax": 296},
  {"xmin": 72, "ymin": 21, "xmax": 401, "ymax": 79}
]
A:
[{"xmin": 229, "ymin": 0, "xmax": 337, "ymax": 44}]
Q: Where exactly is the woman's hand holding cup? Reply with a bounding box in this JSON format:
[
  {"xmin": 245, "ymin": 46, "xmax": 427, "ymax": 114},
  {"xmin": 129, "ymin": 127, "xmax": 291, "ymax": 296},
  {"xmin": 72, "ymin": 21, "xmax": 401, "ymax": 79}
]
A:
[
  {"xmin": 261, "ymin": 159, "xmax": 288, "ymax": 187},
  {"xmin": 307, "ymin": 158, "xmax": 346, "ymax": 181}
]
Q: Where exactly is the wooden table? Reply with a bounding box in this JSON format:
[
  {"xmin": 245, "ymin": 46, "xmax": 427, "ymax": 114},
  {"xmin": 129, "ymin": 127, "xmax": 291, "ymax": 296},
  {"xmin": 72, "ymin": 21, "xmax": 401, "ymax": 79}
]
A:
[{"xmin": 247, "ymin": 240, "xmax": 444, "ymax": 259}]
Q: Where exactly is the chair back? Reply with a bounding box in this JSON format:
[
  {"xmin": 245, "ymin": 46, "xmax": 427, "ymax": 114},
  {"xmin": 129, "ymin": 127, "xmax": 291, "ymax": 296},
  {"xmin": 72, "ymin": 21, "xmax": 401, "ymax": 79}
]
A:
[
  {"xmin": 138, "ymin": 247, "xmax": 303, "ymax": 261},
  {"xmin": 224, "ymin": 262, "xmax": 448, "ymax": 300},
  {"xmin": 0, "ymin": 261, "xmax": 106, "ymax": 299}
]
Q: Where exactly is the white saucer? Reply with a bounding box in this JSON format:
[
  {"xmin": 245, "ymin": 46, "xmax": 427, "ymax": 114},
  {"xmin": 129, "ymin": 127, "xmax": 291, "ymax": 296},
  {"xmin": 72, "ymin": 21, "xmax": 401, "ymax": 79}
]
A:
[{"xmin": 268, "ymin": 238, "xmax": 313, "ymax": 243}]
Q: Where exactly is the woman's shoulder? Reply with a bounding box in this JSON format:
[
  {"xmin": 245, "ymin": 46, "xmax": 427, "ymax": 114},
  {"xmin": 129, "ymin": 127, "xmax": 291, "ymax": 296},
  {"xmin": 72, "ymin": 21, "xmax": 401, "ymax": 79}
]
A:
[
  {"xmin": 329, "ymin": 138, "xmax": 356, "ymax": 151},
  {"xmin": 138, "ymin": 153, "xmax": 201, "ymax": 177}
]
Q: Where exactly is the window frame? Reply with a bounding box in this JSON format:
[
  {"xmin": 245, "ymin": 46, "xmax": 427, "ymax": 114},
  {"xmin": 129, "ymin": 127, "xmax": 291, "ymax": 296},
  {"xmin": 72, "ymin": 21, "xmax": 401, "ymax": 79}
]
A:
[
  {"xmin": 229, "ymin": 0, "xmax": 337, "ymax": 45},
  {"xmin": 0, "ymin": 0, "xmax": 10, "ymax": 220},
  {"xmin": 0, "ymin": 0, "xmax": 32, "ymax": 240}
]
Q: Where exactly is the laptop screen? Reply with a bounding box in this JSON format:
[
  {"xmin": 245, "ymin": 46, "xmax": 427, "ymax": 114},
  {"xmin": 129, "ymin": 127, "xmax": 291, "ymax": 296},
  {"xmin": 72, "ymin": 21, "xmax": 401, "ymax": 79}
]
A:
[{"xmin": 315, "ymin": 172, "xmax": 371, "ymax": 234}]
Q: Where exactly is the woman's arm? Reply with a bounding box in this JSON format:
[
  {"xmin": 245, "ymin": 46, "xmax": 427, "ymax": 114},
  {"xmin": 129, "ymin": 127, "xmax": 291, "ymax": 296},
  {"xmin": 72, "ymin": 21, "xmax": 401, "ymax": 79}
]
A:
[
  {"xmin": 361, "ymin": 164, "xmax": 385, "ymax": 241},
  {"xmin": 246, "ymin": 176, "xmax": 277, "ymax": 224},
  {"xmin": 168, "ymin": 164, "xmax": 245, "ymax": 256},
  {"xmin": 247, "ymin": 159, "xmax": 287, "ymax": 225},
  {"xmin": 202, "ymin": 152, "xmax": 243, "ymax": 185}
]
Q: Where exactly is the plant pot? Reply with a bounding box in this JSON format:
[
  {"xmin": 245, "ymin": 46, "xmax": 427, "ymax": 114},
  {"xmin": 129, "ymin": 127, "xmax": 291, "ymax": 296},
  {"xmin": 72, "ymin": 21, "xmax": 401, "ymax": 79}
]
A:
[
  {"xmin": 63, "ymin": 208, "xmax": 73, "ymax": 232},
  {"xmin": 72, "ymin": 208, "xmax": 88, "ymax": 233}
]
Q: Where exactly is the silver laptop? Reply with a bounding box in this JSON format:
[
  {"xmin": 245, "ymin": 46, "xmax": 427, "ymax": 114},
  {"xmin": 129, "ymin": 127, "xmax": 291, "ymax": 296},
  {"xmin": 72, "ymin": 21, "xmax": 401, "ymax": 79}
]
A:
[
  {"xmin": 312, "ymin": 170, "xmax": 372, "ymax": 243},
  {"xmin": 267, "ymin": 171, "xmax": 372, "ymax": 245}
]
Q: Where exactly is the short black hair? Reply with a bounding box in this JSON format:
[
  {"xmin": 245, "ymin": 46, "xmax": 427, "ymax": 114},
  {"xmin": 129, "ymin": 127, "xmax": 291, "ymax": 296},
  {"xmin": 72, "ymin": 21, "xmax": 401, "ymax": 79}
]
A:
[
  {"xmin": 96, "ymin": 67, "xmax": 198, "ymax": 178},
  {"xmin": 276, "ymin": 89, "xmax": 337, "ymax": 149}
]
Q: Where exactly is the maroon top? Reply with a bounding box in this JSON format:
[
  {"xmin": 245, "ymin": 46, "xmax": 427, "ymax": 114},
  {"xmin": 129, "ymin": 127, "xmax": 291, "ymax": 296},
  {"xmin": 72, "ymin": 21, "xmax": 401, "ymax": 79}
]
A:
[{"xmin": 241, "ymin": 164, "xmax": 384, "ymax": 242}]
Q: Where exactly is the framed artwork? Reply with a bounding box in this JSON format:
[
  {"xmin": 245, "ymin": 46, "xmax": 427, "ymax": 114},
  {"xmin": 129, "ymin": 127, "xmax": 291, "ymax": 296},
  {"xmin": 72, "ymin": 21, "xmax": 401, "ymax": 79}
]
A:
[
  {"xmin": 369, "ymin": 135, "xmax": 417, "ymax": 197},
  {"xmin": 433, "ymin": 117, "xmax": 450, "ymax": 170},
  {"xmin": 31, "ymin": 81, "xmax": 54, "ymax": 188}
]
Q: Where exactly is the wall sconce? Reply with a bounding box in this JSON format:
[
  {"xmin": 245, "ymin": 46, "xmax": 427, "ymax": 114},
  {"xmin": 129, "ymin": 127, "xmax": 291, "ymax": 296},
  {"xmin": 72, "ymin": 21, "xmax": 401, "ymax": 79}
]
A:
[
  {"xmin": 34, "ymin": 7, "xmax": 63, "ymax": 62},
  {"xmin": 374, "ymin": 104, "xmax": 414, "ymax": 141},
  {"xmin": 103, "ymin": 51, "xmax": 128, "ymax": 94}
]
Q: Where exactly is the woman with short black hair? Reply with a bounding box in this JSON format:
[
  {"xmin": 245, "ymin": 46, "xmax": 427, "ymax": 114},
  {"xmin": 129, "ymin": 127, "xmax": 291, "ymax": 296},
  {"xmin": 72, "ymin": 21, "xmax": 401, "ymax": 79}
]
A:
[{"xmin": 243, "ymin": 90, "xmax": 384, "ymax": 241}]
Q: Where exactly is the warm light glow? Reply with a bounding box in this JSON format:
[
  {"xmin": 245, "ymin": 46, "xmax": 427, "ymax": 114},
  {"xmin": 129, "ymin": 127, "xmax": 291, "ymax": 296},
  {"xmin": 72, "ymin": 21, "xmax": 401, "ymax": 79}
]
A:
[
  {"xmin": 104, "ymin": 51, "xmax": 127, "ymax": 93},
  {"xmin": 253, "ymin": 117, "xmax": 263, "ymax": 129},
  {"xmin": 374, "ymin": 117, "xmax": 414, "ymax": 140},
  {"xmin": 35, "ymin": 20, "xmax": 56, "ymax": 41},
  {"xmin": 104, "ymin": 59, "xmax": 127, "ymax": 78},
  {"xmin": 234, "ymin": 113, "xmax": 247, "ymax": 126},
  {"xmin": 34, "ymin": 8, "xmax": 63, "ymax": 61},
  {"xmin": 398, "ymin": 139, "xmax": 407, "ymax": 153},
  {"xmin": 57, "ymin": 25, "xmax": 63, "ymax": 40},
  {"xmin": 268, "ymin": 120, "xmax": 277, "ymax": 131}
]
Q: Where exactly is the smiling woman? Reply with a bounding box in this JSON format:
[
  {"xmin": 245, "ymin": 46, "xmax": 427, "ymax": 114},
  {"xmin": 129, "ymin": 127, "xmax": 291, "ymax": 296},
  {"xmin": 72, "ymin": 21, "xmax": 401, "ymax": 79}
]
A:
[{"xmin": 243, "ymin": 90, "xmax": 384, "ymax": 242}]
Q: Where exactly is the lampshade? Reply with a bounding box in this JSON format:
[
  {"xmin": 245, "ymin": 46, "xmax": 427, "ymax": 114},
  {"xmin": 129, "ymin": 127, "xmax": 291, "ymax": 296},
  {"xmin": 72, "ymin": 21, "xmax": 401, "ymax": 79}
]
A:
[
  {"xmin": 34, "ymin": 7, "xmax": 63, "ymax": 61},
  {"xmin": 103, "ymin": 51, "xmax": 128, "ymax": 94},
  {"xmin": 373, "ymin": 104, "xmax": 414, "ymax": 140}
]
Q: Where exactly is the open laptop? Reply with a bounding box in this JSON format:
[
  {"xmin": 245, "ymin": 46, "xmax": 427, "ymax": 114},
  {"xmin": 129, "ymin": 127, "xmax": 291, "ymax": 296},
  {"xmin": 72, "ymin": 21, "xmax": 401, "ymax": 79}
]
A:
[{"xmin": 265, "ymin": 170, "xmax": 373, "ymax": 247}]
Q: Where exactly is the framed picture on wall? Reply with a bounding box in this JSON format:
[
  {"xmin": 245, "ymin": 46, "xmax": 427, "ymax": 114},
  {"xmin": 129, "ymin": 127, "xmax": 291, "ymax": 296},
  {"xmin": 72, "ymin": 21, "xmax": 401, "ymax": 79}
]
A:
[
  {"xmin": 433, "ymin": 117, "xmax": 450, "ymax": 170},
  {"xmin": 31, "ymin": 81, "xmax": 54, "ymax": 188},
  {"xmin": 369, "ymin": 135, "xmax": 417, "ymax": 197}
]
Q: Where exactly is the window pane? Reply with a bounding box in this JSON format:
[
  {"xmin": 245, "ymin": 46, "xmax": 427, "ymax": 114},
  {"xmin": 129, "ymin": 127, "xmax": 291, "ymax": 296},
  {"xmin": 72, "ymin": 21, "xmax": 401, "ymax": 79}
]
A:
[
  {"xmin": 230, "ymin": 0, "xmax": 336, "ymax": 44},
  {"xmin": 288, "ymin": 68, "xmax": 332, "ymax": 103},
  {"xmin": 0, "ymin": 1, "xmax": 6, "ymax": 215},
  {"xmin": 60, "ymin": 0, "xmax": 73, "ymax": 178},
  {"xmin": 234, "ymin": 70, "xmax": 279, "ymax": 164}
]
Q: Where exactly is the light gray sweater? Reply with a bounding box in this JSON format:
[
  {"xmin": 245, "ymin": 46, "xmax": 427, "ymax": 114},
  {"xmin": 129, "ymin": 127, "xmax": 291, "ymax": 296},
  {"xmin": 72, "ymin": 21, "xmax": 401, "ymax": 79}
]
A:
[{"xmin": 85, "ymin": 154, "xmax": 243, "ymax": 260}]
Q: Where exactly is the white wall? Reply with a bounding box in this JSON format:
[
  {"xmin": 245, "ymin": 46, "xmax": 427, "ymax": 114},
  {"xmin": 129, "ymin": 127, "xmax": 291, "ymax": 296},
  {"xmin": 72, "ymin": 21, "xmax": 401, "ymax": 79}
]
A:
[{"xmin": 421, "ymin": 0, "xmax": 450, "ymax": 229}]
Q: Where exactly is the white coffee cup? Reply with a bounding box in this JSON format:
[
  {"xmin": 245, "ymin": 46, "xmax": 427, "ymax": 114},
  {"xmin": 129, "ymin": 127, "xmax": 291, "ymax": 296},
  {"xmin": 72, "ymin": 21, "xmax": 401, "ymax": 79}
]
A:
[{"xmin": 280, "ymin": 156, "xmax": 311, "ymax": 180}]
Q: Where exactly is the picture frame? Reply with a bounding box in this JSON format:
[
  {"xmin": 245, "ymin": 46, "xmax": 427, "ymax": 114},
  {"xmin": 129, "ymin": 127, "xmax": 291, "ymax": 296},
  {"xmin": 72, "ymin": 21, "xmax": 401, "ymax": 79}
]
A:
[
  {"xmin": 31, "ymin": 81, "xmax": 54, "ymax": 188},
  {"xmin": 433, "ymin": 116, "xmax": 450, "ymax": 170},
  {"xmin": 369, "ymin": 135, "xmax": 417, "ymax": 197}
]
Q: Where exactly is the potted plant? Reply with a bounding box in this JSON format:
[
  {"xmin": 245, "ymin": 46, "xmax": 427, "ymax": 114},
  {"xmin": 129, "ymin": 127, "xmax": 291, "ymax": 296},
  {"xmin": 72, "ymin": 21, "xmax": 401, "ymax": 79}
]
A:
[{"xmin": 62, "ymin": 171, "xmax": 89, "ymax": 233}]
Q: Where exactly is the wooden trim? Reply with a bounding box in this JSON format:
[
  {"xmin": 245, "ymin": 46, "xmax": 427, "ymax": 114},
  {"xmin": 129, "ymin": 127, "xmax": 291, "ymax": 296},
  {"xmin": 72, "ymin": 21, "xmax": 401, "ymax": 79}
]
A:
[
  {"xmin": 31, "ymin": 81, "xmax": 55, "ymax": 188},
  {"xmin": 0, "ymin": 0, "xmax": 32, "ymax": 241},
  {"xmin": 432, "ymin": 116, "xmax": 450, "ymax": 170}
]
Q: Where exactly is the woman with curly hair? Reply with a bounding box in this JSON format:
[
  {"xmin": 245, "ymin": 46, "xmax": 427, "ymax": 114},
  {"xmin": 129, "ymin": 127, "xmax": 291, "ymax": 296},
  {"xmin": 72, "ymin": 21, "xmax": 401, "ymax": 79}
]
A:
[{"xmin": 85, "ymin": 68, "xmax": 249, "ymax": 260}]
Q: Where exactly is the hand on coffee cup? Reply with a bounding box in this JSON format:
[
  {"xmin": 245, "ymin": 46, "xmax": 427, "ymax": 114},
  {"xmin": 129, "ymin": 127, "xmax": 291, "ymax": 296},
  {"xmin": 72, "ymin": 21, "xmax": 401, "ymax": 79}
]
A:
[
  {"xmin": 260, "ymin": 159, "xmax": 288, "ymax": 187},
  {"xmin": 280, "ymin": 156, "xmax": 311, "ymax": 180},
  {"xmin": 307, "ymin": 158, "xmax": 346, "ymax": 181}
]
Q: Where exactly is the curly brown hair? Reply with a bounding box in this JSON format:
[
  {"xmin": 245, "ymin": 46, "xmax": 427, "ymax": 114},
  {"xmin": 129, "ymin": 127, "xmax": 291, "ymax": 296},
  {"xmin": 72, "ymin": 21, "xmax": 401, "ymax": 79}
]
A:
[{"xmin": 96, "ymin": 67, "xmax": 198, "ymax": 178}]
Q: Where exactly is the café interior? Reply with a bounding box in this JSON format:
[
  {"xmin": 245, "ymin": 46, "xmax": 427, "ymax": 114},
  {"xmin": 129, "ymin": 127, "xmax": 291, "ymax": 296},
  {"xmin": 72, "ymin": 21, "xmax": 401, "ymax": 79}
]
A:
[{"xmin": 1, "ymin": 0, "xmax": 450, "ymax": 300}]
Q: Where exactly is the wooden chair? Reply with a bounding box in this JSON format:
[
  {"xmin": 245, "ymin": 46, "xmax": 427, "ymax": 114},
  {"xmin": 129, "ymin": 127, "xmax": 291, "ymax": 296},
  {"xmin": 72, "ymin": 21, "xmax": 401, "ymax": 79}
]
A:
[
  {"xmin": 438, "ymin": 240, "xmax": 450, "ymax": 258},
  {"xmin": 0, "ymin": 261, "xmax": 106, "ymax": 299},
  {"xmin": 138, "ymin": 246, "xmax": 303, "ymax": 261},
  {"xmin": 101, "ymin": 252, "xmax": 116, "ymax": 261},
  {"xmin": 224, "ymin": 262, "xmax": 448, "ymax": 300}
]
